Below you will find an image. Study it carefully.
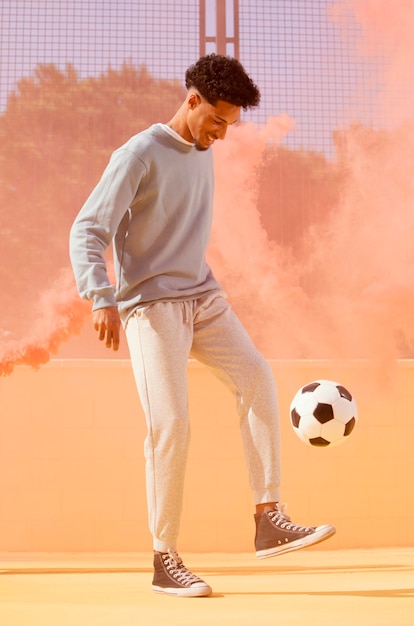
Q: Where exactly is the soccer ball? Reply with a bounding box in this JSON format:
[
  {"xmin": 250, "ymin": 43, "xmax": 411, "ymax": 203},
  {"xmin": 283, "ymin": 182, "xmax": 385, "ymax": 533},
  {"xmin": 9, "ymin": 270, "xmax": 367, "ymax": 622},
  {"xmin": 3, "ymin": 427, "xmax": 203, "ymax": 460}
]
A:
[{"xmin": 290, "ymin": 379, "xmax": 358, "ymax": 447}]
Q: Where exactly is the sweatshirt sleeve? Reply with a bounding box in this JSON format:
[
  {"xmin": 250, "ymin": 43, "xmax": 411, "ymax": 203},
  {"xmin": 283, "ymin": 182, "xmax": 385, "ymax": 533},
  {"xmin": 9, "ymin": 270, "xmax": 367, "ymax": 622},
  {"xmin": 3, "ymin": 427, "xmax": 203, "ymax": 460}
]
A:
[{"xmin": 69, "ymin": 147, "xmax": 146, "ymax": 310}]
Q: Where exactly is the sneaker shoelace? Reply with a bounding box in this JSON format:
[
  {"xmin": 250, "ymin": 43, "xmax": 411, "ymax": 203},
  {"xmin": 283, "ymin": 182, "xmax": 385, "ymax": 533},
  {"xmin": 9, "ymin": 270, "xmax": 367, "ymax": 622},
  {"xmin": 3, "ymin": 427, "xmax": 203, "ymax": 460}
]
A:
[
  {"xmin": 162, "ymin": 549, "xmax": 203, "ymax": 586},
  {"xmin": 268, "ymin": 503, "xmax": 313, "ymax": 533}
]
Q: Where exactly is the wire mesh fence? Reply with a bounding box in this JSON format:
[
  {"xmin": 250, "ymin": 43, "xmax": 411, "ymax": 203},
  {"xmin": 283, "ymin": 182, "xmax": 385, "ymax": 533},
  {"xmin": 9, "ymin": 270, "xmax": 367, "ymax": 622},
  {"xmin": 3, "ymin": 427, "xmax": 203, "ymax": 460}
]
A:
[
  {"xmin": 1, "ymin": 0, "xmax": 413, "ymax": 360},
  {"xmin": 1, "ymin": 0, "xmax": 387, "ymax": 157}
]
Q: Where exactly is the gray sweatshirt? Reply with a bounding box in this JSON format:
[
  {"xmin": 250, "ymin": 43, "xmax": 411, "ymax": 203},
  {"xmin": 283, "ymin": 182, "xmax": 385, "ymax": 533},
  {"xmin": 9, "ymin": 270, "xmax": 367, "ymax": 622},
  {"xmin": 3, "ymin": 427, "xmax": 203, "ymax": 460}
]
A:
[{"xmin": 69, "ymin": 123, "xmax": 222, "ymax": 324}]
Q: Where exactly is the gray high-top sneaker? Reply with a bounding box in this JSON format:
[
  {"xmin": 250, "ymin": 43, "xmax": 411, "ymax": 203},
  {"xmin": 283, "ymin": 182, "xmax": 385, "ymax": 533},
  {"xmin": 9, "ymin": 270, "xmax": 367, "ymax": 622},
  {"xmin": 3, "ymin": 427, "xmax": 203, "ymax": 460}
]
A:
[
  {"xmin": 255, "ymin": 503, "xmax": 336, "ymax": 559},
  {"xmin": 152, "ymin": 549, "xmax": 212, "ymax": 597}
]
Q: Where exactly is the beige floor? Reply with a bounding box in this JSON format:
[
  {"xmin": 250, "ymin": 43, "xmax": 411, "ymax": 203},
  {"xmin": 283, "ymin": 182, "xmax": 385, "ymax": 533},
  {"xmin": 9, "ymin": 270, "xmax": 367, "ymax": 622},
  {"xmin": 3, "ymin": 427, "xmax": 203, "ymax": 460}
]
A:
[{"xmin": 0, "ymin": 549, "xmax": 413, "ymax": 625}]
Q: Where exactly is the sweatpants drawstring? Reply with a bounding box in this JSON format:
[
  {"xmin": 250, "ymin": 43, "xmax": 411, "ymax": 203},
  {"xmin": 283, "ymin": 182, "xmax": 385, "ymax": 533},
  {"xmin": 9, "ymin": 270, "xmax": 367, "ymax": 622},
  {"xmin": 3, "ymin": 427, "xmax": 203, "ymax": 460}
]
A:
[{"xmin": 182, "ymin": 301, "xmax": 191, "ymax": 325}]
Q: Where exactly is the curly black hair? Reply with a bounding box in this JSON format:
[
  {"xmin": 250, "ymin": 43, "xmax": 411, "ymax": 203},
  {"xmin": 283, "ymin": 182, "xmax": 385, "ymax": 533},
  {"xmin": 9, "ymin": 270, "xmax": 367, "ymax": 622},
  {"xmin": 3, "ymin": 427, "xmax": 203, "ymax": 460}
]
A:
[{"xmin": 185, "ymin": 54, "xmax": 260, "ymax": 110}]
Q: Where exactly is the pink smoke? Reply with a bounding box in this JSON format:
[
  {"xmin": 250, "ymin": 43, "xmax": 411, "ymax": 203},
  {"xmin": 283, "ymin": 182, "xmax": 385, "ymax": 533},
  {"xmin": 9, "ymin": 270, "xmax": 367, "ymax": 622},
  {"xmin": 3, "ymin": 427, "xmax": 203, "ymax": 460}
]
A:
[
  {"xmin": 210, "ymin": 35, "xmax": 414, "ymax": 361},
  {"xmin": 0, "ymin": 269, "xmax": 90, "ymax": 376}
]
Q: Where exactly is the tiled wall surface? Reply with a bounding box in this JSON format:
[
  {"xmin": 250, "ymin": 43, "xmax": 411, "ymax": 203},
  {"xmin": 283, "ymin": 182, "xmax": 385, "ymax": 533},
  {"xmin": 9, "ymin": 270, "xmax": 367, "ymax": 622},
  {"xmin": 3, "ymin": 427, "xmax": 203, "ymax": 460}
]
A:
[{"xmin": 0, "ymin": 359, "xmax": 412, "ymax": 552}]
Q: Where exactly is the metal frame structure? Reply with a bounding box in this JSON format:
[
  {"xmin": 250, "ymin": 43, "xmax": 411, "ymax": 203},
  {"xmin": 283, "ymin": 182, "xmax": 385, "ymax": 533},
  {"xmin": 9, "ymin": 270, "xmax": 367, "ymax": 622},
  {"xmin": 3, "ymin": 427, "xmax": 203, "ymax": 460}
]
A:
[{"xmin": 199, "ymin": 0, "xmax": 240, "ymax": 58}]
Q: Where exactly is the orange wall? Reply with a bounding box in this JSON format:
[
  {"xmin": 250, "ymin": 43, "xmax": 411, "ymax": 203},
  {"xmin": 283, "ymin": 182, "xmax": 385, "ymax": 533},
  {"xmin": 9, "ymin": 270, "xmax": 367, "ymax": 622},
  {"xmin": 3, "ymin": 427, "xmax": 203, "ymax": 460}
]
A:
[{"xmin": 0, "ymin": 359, "xmax": 412, "ymax": 552}]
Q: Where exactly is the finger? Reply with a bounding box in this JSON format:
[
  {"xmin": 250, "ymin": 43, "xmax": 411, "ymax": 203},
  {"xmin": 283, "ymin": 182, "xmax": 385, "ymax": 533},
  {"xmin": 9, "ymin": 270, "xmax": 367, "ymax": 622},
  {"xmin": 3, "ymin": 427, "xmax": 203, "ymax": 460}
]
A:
[
  {"xmin": 112, "ymin": 334, "xmax": 120, "ymax": 351},
  {"xmin": 105, "ymin": 330, "xmax": 113, "ymax": 349},
  {"xmin": 106, "ymin": 329, "xmax": 120, "ymax": 351}
]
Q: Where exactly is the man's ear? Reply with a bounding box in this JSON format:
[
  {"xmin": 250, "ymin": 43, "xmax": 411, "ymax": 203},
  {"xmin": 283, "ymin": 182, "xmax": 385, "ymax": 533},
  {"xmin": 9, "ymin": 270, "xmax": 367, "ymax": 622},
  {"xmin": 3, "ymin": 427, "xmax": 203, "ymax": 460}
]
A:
[{"xmin": 188, "ymin": 91, "xmax": 201, "ymax": 110}]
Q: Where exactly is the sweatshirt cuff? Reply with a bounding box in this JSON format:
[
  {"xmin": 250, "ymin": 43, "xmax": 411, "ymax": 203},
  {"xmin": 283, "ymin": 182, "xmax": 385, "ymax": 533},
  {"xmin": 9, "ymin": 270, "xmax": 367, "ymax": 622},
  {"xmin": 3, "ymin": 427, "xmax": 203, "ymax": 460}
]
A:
[{"xmin": 91, "ymin": 290, "xmax": 117, "ymax": 311}]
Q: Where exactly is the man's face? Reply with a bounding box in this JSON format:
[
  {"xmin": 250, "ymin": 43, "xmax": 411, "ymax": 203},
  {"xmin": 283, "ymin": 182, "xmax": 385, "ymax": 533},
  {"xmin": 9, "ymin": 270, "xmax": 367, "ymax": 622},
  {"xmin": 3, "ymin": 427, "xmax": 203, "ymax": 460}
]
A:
[{"xmin": 187, "ymin": 93, "xmax": 240, "ymax": 151}]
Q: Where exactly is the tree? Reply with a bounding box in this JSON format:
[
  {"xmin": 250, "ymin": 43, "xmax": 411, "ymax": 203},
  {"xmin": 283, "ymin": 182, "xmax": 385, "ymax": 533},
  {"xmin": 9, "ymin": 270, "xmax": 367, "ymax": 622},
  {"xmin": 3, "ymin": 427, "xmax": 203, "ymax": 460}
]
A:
[
  {"xmin": 0, "ymin": 63, "xmax": 185, "ymax": 338},
  {"xmin": 257, "ymin": 145, "xmax": 344, "ymax": 256}
]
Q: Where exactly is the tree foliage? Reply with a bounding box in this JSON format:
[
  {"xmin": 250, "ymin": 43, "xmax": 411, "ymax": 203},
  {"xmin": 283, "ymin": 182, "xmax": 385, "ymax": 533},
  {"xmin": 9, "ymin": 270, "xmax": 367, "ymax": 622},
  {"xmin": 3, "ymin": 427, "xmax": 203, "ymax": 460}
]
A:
[
  {"xmin": 0, "ymin": 63, "xmax": 185, "ymax": 334},
  {"xmin": 257, "ymin": 145, "xmax": 344, "ymax": 255}
]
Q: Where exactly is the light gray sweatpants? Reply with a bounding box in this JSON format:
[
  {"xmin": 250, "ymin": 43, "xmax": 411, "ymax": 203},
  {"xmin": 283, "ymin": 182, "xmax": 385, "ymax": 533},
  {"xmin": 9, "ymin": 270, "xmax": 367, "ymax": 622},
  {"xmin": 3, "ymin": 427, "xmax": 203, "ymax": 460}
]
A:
[{"xmin": 125, "ymin": 292, "xmax": 281, "ymax": 553}]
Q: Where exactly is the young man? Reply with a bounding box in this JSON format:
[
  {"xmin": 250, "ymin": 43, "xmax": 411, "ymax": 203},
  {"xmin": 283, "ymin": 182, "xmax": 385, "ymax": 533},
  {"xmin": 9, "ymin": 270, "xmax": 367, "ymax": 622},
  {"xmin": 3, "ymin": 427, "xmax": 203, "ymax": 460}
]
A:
[{"xmin": 70, "ymin": 54, "xmax": 335, "ymax": 598}]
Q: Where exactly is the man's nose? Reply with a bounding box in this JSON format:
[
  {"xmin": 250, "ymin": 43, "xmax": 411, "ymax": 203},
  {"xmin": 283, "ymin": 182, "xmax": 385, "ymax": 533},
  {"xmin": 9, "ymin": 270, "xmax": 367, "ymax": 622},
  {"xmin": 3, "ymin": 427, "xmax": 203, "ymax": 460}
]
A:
[{"xmin": 218, "ymin": 125, "xmax": 228, "ymax": 140}]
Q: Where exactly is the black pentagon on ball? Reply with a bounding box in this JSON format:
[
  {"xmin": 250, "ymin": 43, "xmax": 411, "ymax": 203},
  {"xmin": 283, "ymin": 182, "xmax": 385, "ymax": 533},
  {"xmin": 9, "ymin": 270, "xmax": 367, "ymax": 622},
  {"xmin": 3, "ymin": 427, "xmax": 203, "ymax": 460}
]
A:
[
  {"xmin": 337, "ymin": 384, "xmax": 352, "ymax": 401},
  {"xmin": 291, "ymin": 408, "xmax": 301, "ymax": 428},
  {"xmin": 313, "ymin": 402, "xmax": 334, "ymax": 424},
  {"xmin": 344, "ymin": 416, "xmax": 356, "ymax": 436},
  {"xmin": 301, "ymin": 382, "xmax": 321, "ymax": 393},
  {"xmin": 309, "ymin": 436, "xmax": 331, "ymax": 447}
]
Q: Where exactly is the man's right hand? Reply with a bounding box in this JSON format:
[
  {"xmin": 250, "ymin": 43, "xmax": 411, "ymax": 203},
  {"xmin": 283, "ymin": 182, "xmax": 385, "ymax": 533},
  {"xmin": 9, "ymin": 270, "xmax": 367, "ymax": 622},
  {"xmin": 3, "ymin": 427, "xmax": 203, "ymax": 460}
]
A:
[{"xmin": 92, "ymin": 306, "xmax": 121, "ymax": 351}]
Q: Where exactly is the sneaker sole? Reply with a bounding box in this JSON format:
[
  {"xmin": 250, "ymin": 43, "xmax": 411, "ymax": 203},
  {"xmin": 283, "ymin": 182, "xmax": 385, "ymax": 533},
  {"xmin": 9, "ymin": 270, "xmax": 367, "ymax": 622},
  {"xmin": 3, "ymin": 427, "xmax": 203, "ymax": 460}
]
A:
[
  {"xmin": 256, "ymin": 524, "xmax": 336, "ymax": 559},
  {"xmin": 152, "ymin": 584, "xmax": 212, "ymax": 597}
]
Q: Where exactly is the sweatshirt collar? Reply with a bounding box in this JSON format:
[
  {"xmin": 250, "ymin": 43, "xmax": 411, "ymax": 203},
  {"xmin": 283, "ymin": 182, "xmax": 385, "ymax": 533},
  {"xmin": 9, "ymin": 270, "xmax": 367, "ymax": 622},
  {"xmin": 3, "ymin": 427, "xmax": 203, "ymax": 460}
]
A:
[{"xmin": 157, "ymin": 123, "xmax": 194, "ymax": 147}]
